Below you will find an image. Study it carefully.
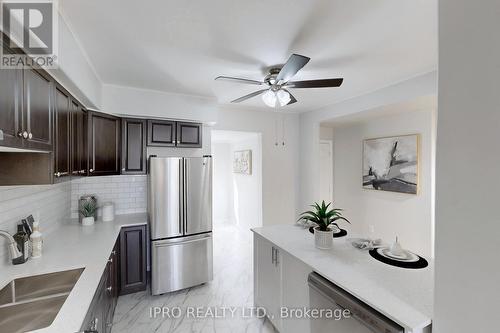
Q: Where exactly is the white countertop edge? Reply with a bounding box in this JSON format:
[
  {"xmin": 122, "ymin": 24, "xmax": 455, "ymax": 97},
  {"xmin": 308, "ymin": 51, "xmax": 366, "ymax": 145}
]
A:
[{"xmin": 251, "ymin": 226, "xmax": 433, "ymax": 331}]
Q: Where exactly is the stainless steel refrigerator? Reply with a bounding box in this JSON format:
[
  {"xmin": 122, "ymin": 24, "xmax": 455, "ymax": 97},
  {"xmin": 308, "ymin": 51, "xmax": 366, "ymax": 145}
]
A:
[{"xmin": 149, "ymin": 156, "xmax": 213, "ymax": 295}]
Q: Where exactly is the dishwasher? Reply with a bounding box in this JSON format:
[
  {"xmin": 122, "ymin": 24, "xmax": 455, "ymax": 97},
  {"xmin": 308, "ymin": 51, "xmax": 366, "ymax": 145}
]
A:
[{"xmin": 308, "ymin": 272, "xmax": 405, "ymax": 333}]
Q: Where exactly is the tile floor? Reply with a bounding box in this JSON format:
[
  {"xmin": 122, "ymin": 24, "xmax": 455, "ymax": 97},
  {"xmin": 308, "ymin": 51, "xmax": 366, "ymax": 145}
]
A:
[{"xmin": 112, "ymin": 223, "xmax": 277, "ymax": 333}]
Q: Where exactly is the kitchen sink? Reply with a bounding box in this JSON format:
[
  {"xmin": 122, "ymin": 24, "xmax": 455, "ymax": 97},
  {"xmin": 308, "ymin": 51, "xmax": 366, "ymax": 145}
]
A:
[{"xmin": 0, "ymin": 268, "xmax": 84, "ymax": 333}]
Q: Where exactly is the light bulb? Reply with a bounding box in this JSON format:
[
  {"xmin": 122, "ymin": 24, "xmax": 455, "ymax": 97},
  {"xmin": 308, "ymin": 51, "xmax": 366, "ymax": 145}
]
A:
[
  {"xmin": 262, "ymin": 90, "xmax": 277, "ymax": 107},
  {"xmin": 276, "ymin": 90, "xmax": 291, "ymax": 106}
]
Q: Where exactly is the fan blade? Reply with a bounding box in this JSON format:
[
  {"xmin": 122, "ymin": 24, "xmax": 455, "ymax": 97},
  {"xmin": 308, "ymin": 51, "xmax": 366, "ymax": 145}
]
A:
[
  {"xmin": 285, "ymin": 78, "xmax": 344, "ymax": 88},
  {"xmin": 283, "ymin": 89, "xmax": 297, "ymax": 105},
  {"xmin": 215, "ymin": 76, "xmax": 263, "ymax": 85},
  {"xmin": 275, "ymin": 54, "xmax": 310, "ymax": 84},
  {"xmin": 231, "ymin": 89, "xmax": 269, "ymax": 103}
]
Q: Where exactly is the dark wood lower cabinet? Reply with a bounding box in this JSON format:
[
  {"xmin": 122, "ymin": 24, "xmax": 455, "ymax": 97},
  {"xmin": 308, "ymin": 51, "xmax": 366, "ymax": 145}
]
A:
[
  {"xmin": 119, "ymin": 225, "xmax": 147, "ymax": 295},
  {"xmin": 81, "ymin": 239, "xmax": 120, "ymax": 333}
]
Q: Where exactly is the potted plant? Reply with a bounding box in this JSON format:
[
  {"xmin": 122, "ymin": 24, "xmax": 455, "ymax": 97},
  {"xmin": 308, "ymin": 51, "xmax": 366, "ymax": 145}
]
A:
[
  {"xmin": 298, "ymin": 201, "xmax": 350, "ymax": 249},
  {"xmin": 80, "ymin": 201, "xmax": 97, "ymax": 226}
]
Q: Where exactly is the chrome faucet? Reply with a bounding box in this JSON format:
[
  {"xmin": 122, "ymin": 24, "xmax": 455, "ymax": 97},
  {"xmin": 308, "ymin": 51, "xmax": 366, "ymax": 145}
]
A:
[{"xmin": 0, "ymin": 230, "xmax": 23, "ymax": 264}]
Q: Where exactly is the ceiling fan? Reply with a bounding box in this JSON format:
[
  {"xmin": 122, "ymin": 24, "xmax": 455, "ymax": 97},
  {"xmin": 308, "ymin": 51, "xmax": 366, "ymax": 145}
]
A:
[{"xmin": 215, "ymin": 54, "xmax": 343, "ymax": 108}]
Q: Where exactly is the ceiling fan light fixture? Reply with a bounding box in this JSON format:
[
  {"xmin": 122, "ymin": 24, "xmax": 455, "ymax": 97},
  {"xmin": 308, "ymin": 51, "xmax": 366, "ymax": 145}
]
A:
[
  {"xmin": 262, "ymin": 90, "xmax": 277, "ymax": 107},
  {"xmin": 276, "ymin": 89, "xmax": 291, "ymax": 106}
]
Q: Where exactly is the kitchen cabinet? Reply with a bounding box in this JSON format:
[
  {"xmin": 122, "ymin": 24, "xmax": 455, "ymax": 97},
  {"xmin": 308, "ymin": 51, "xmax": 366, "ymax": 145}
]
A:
[
  {"xmin": 176, "ymin": 121, "xmax": 202, "ymax": 148},
  {"xmin": 81, "ymin": 239, "xmax": 119, "ymax": 333},
  {"xmin": 88, "ymin": 111, "xmax": 121, "ymax": 176},
  {"xmin": 119, "ymin": 225, "xmax": 147, "ymax": 295},
  {"xmin": 23, "ymin": 67, "xmax": 53, "ymax": 150},
  {"xmin": 121, "ymin": 118, "xmax": 147, "ymax": 174},
  {"xmin": 147, "ymin": 119, "xmax": 176, "ymax": 147},
  {"xmin": 53, "ymin": 86, "xmax": 71, "ymax": 181},
  {"xmin": 71, "ymin": 102, "xmax": 87, "ymax": 177},
  {"xmin": 0, "ymin": 55, "xmax": 52, "ymax": 151},
  {"xmin": 254, "ymin": 233, "xmax": 312, "ymax": 333},
  {"xmin": 254, "ymin": 234, "xmax": 283, "ymax": 331},
  {"xmin": 0, "ymin": 65, "xmax": 22, "ymax": 149}
]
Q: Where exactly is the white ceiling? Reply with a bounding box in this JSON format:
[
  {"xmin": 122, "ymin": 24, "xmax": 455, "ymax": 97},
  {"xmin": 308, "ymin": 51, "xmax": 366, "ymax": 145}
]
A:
[{"xmin": 60, "ymin": 0, "xmax": 437, "ymax": 112}]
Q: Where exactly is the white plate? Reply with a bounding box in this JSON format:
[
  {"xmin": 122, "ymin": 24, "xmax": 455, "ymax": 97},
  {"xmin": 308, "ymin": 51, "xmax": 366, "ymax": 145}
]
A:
[{"xmin": 377, "ymin": 247, "xmax": 419, "ymax": 262}]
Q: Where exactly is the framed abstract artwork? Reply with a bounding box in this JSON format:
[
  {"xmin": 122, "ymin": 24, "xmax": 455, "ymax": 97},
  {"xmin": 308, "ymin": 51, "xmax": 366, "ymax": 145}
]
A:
[
  {"xmin": 233, "ymin": 150, "xmax": 252, "ymax": 175},
  {"xmin": 362, "ymin": 134, "xmax": 419, "ymax": 194}
]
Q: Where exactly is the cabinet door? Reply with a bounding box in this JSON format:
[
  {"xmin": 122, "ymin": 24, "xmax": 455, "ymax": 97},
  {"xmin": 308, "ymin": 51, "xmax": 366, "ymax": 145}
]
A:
[
  {"xmin": 88, "ymin": 111, "xmax": 121, "ymax": 176},
  {"xmin": 147, "ymin": 119, "xmax": 176, "ymax": 146},
  {"xmin": 121, "ymin": 118, "xmax": 147, "ymax": 174},
  {"xmin": 281, "ymin": 252, "xmax": 313, "ymax": 333},
  {"xmin": 23, "ymin": 68, "xmax": 53, "ymax": 150},
  {"xmin": 71, "ymin": 103, "xmax": 87, "ymax": 176},
  {"xmin": 53, "ymin": 87, "xmax": 71, "ymax": 180},
  {"xmin": 176, "ymin": 122, "xmax": 202, "ymax": 148},
  {"xmin": 119, "ymin": 225, "xmax": 147, "ymax": 295},
  {"xmin": 254, "ymin": 235, "xmax": 282, "ymax": 331},
  {"xmin": 0, "ymin": 65, "xmax": 22, "ymax": 148}
]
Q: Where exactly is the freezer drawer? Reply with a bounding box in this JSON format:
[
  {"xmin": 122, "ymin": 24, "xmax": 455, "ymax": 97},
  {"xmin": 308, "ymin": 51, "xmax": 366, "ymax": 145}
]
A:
[{"xmin": 151, "ymin": 233, "xmax": 213, "ymax": 295}]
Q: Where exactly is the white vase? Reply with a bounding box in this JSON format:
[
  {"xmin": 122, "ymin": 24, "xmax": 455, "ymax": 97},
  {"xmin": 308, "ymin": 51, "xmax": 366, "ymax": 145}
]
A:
[
  {"xmin": 82, "ymin": 216, "xmax": 95, "ymax": 226},
  {"xmin": 314, "ymin": 227, "xmax": 334, "ymax": 249}
]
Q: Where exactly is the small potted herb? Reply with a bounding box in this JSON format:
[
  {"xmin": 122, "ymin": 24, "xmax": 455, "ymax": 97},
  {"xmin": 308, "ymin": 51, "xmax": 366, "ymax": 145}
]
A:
[
  {"xmin": 80, "ymin": 201, "xmax": 97, "ymax": 226},
  {"xmin": 298, "ymin": 201, "xmax": 350, "ymax": 249}
]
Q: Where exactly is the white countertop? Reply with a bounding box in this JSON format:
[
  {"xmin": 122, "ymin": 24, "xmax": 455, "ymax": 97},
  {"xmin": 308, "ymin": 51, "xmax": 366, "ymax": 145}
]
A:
[
  {"xmin": 252, "ymin": 225, "xmax": 434, "ymax": 332},
  {"xmin": 0, "ymin": 213, "xmax": 148, "ymax": 333}
]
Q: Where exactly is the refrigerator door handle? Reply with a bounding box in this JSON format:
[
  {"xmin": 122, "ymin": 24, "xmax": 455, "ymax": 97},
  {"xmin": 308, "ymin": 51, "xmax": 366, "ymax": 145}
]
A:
[
  {"xmin": 184, "ymin": 158, "xmax": 188, "ymax": 234},
  {"xmin": 179, "ymin": 158, "xmax": 184, "ymax": 235}
]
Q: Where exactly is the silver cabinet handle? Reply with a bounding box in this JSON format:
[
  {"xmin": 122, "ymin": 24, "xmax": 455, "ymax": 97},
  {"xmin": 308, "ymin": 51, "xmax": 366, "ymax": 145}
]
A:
[
  {"xmin": 19, "ymin": 131, "xmax": 28, "ymax": 139},
  {"xmin": 107, "ymin": 286, "xmax": 112, "ymax": 292},
  {"xmin": 108, "ymin": 258, "xmax": 113, "ymax": 263},
  {"xmin": 89, "ymin": 169, "xmax": 94, "ymax": 173},
  {"xmin": 79, "ymin": 169, "xmax": 86, "ymax": 174},
  {"xmin": 28, "ymin": 132, "xmax": 33, "ymax": 139},
  {"xmin": 122, "ymin": 168, "xmax": 125, "ymax": 171},
  {"xmin": 111, "ymin": 250, "xmax": 116, "ymax": 255},
  {"xmin": 271, "ymin": 247, "xmax": 275, "ymax": 265},
  {"xmin": 17, "ymin": 131, "xmax": 23, "ymax": 137}
]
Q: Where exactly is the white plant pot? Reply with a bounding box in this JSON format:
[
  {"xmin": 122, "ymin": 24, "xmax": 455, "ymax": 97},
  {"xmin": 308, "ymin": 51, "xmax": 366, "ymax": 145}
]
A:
[
  {"xmin": 314, "ymin": 227, "xmax": 334, "ymax": 249},
  {"xmin": 82, "ymin": 216, "xmax": 95, "ymax": 226}
]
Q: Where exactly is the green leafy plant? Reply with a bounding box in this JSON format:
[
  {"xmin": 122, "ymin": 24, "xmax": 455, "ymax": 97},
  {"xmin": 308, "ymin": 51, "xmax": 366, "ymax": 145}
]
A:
[
  {"xmin": 79, "ymin": 201, "xmax": 97, "ymax": 218},
  {"xmin": 298, "ymin": 200, "xmax": 350, "ymax": 231}
]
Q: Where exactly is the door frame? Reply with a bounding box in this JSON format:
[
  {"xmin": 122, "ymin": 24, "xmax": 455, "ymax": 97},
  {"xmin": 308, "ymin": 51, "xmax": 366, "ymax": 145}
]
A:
[{"xmin": 319, "ymin": 140, "xmax": 333, "ymax": 203}]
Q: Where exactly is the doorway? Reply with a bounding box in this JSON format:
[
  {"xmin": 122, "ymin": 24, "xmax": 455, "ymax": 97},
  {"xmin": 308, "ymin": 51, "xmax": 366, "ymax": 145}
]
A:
[
  {"xmin": 211, "ymin": 130, "xmax": 263, "ymax": 229},
  {"xmin": 319, "ymin": 140, "xmax": 333, "ymax": 203}
]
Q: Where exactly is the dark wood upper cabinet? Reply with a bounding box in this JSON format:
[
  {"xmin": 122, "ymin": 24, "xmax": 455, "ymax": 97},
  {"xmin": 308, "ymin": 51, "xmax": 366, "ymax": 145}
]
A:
[
  {"xmin": 176, "ymin": 121, "xmax": 202, "ymax": 148},
  {"xmin": 88, "ymin": 111, "xmax": 121, "ymax": 176},
  {"xmin": 147, "ymin": 119, "xmax": 176, "ymax": 147},
  {"xmin": 23, "ymin": 68, "xmax": 53, "ymax": 150},
  {"xmin": 119, "ymin": 225, "xmax": 147, "ymax": 295},
  {"xmin": 71, "ymin": 103, "xmax": 87, "ymax": 177},
  {"xmin": 122, "ymin": 118, "xmax": 147, "ymax": 175},
  {"xmin": 0, "ymin": 66, "xmax": 22, "ymax": 148},
  {"xmin": 54, "ymin": 87, "xmax": 71, "ymax": 180}
]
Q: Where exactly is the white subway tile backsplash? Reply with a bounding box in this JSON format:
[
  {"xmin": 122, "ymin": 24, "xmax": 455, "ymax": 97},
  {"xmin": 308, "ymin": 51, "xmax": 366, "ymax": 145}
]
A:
[
  {"xmin": 0, "ymin": 175, "xmax": 148, "ymax": 265},
  {"xmin": 0, "ymin": 182, "xmax": 71, "ymax": 265},
  {"xmin": 70, "ymin": 175, "xmax": 147, "ymax": 218}
]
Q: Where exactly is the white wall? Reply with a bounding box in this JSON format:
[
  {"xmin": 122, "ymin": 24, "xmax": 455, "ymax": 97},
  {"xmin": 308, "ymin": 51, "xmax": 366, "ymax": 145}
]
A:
[
  {"xmin": 47, "ymin": 13, "xmax": 103, "ymax": 109},
  {"xmin": 299, "ymin": 72, "xmax": 437, "ymax": 213},
  {"xmin": 102, "ymin": 84, "xmax": 218, "ymax": 123},
  {"xmin": 212, "ymin": 142, "xmax": 235, "ymax": 225},
  {"xmin": 331, "ymin": 109, "xmax": 435, "ymax": 258},
  {"xmin": 214, "ymin": 108, "xmax": 300, "ymax": 226},
  {"xmin": 434, "ymin": 1, "xmax": 500, "ymax": 331}
]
